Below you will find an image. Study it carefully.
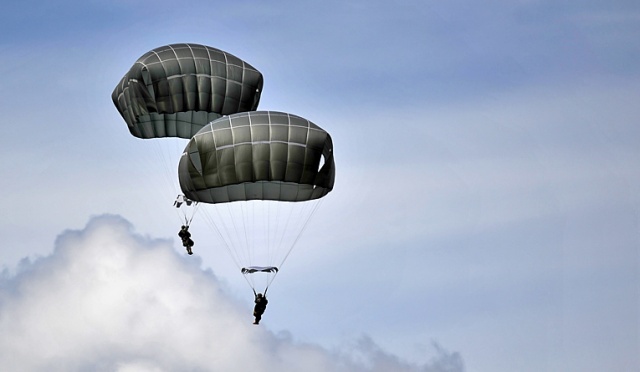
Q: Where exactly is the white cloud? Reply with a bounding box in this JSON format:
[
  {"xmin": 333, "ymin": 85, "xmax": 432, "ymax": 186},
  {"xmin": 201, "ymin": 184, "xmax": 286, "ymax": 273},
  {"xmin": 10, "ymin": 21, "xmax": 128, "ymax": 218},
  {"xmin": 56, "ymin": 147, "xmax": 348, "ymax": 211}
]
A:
[{"xmin": 0, "ymin": 215, "xmax": 463, "ymax": 372}]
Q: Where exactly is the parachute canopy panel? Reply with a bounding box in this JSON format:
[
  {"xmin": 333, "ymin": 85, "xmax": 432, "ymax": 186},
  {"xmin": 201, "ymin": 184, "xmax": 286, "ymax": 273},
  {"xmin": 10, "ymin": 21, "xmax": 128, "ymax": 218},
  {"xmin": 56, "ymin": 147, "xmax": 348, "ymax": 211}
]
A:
[
  {"xmin": 178, "ymin": 111, "xmax": 335, "ymax": 204},
  {"xmin": 112, "ymin": 43, "xmax": 264, "ymax": 139}
]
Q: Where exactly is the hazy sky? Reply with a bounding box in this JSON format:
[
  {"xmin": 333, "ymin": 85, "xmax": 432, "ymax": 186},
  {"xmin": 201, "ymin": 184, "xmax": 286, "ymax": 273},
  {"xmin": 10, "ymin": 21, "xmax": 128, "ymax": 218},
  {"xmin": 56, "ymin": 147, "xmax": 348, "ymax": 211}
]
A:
[{"xmin": 1, "ymin": 1, "xmax": 639, "ymax": 371}]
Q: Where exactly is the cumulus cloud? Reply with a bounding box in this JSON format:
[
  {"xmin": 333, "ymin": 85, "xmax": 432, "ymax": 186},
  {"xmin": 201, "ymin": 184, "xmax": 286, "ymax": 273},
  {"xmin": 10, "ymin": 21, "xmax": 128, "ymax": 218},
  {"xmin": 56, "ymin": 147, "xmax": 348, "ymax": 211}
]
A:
[{"xmin": 0, "ymin": 215, "xmax": 463, "ymax": 372}]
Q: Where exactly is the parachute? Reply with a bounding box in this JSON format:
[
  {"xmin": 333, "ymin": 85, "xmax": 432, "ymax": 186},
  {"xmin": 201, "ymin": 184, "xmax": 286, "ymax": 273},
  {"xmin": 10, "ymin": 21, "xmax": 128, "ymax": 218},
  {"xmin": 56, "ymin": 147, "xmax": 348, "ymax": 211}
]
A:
[
  {"xmin": 112, "ymin": 43, "xmax": 264, "ymax": 226},
  {"xmin": 112, "ymin": 43, "xmax": 264, "ymax": 139},
  {"xmin": 112, "ymin": 44, "xmax": 337, "ymax": 294},
  {"xmin": 178, "ymin": 111, "xmax": 335, "ymax": 291}
]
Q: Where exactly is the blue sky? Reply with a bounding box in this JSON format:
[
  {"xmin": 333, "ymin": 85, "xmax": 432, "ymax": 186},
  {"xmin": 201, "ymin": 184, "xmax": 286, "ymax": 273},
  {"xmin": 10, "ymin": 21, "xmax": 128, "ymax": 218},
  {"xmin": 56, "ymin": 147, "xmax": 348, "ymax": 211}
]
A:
[{"xmin": 1, "ymin": 1, "xmax": 639, "ymax": 371}]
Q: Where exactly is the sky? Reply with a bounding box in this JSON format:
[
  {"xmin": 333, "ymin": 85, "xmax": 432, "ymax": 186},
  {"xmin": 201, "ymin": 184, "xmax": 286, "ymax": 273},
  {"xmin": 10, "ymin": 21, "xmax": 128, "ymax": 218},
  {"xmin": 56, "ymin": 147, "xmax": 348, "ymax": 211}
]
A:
[{"xmin": 0, "ymin": 1, "xmax": 639, "ymax": 371}]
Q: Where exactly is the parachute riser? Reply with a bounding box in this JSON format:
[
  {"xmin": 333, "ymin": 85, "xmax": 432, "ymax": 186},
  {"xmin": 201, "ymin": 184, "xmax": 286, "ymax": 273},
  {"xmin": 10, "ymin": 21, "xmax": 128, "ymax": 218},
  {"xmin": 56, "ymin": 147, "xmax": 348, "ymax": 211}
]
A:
[
  {"xmin": 174, "ymin": 194, "xmax": 199, "ymax": 227},
  {"xmin": 242, "ymin": 266, "xmax": 278, "ymax": 295}
]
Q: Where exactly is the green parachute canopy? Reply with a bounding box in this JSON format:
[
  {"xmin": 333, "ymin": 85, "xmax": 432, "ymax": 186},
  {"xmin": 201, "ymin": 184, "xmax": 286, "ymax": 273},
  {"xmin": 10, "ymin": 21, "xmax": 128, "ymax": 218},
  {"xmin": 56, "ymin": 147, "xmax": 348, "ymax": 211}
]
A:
[
  {"xmin": 112, "ymin": 43, "xmax": 264, "ymax": 139},
  {"xmin": 178, "ymin": 111, "xmax": 335, "ymax": 204}
]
